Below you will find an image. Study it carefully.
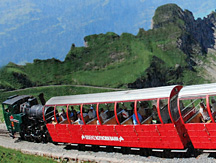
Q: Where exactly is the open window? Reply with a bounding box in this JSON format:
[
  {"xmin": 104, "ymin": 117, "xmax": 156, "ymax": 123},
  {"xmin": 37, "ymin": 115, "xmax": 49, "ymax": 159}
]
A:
[
  {"xmin": 170, "ymin": 94, "xmax": 180, "ymax": 122},
  {"xmin": 44, "ymin": 106, "xmax": 55, "ymax": 124},
  {"xmin": 55, "ymin": 105, "xmax": 67, "ymax": 124},
  {"xmin": 116, "ymin": 102, "xmax": 133, "ymax": 125},
  {"xmin": 101, "ymin": 103, "xmax": 116, "ymax": 125},
  {"xmin": 208, "ymin": 95, "xmax": 216, "ymax": 123},
  {"xmin": 98, "ymin": 103, "xmax": 113, "ymax": 124},
  {"xmin": 68, "ymin": 105, "xmax": 79, "ymax": 124},
  {"xmin": 159, "ymin": 99, "xmax": 171, "ymax": 124},
  {"xmin": 82, "ymin": 104, "xmax": 97, "ymax": 125},
  {"xmin": 136, "ymin": 100, "xmax": 159, "ymax": 124},
  {"xmin": 180, "ymin": 97, "xmax": 211, "ymax": 123}
]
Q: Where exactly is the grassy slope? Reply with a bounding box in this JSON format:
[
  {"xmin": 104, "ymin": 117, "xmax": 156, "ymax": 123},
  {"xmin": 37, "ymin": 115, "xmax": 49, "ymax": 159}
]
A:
[
  {"xmin": 0, "ymin": 85, "xmax": 113, "ymax": 104},
  {"xmin": 0, "ymin": 146, "xmax": 56, "ymax": 163}
]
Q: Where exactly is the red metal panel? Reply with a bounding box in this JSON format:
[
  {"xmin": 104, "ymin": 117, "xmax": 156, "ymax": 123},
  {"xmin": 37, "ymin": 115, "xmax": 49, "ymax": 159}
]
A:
[
  {"xmin": 206, "ymin": 95, "xmax": 215, "ymax": 123},
  {"xmin": 134, "ymin": 100, "xmax": 141, "ymax": 125},
  {"xmin": 46, "ymin": 123, "xmax": 185, "ymax": 149},
  {"xmin": 186, "ymin": 123, "xmax": 216, "ymax": 149}
]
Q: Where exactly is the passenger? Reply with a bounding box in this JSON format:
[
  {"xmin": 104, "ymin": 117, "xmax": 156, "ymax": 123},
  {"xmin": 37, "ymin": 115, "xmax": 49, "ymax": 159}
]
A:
[
  {"xmin": 132, "ymin": 110, "xmax": 143, "ymax": 125},
  {"xmin": 72, "ymin": 109, "xmax": 78, "ymax": 121},
  {"xmin": 77, "ymin": 112, "xmax": 84, "ymax": 124},
  {"xmin": 61, "ymin": 108, "xmax": 67, "ymax": 120},
  {"xmin": 138, "ymin": 102, "xmax": 146, "ymax": 119},
  {"xmin": 211, "ymin": 99, "xmax": 216, "ymax": 119},
  {"xmin": 105, "ymin": 103, "xmax": 111, "ymax": 117},
  {"xmin": 51, "ymin": 117, "xmax": 57, "ymax": 124},
  {"xmin": 199, "ymin": 102, "xmax": 210, "ymax": 122},
  {"xmin": 55, "ymin": 110, "xmax": 60, "ymax": 123},
  {"xmin": 88, "ymin": 106, "xmax": 96, "ymax": 119},
  {"xmin": 121, "ymin": 104, "xmax": 129, "ymax": 119},
  {"xmin": 100, "ymin": 108, "xmax": 108, "ymax": 122},
  {"xmin": 68, "ymin": 109, "xmax": 73, "ymax": 118},
  {"xmin": 152, "ymin": 105, "xmax": 160, "ymax": 124}
]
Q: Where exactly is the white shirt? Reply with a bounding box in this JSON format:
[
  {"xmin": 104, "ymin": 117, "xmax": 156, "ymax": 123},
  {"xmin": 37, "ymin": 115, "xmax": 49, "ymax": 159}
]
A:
[
  {"xmin": 88, "ymin": 110, "xmax": 96, "ymax": 119},
  {"xmin": 200, "ymin": 107, "xmax": 210, "ymax": 121},
  {"xmin": 78, "ymin": 118, "xmax": 84, "ymax": 124},
  {"xmin": 100, "ymin": 111, "xmax": 108, "ymax": 121},
  {"xmin": 122, "ymin": 110, "xmax": 129, "ymax": 118}
]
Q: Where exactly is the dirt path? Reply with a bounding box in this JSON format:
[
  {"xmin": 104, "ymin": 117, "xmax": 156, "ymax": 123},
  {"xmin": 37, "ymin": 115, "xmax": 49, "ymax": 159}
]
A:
[{"xmin": 6, "ymin": 84, "xmax": 127, "ymax": 93}]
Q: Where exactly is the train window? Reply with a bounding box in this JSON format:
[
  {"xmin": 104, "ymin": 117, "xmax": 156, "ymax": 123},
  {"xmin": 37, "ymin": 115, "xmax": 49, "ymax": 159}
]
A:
[
  {"xmin": 180, "ymin": 98, "xmax": 211, "ymax": 123},
  {"xmin": 100, "ymin": 103, "xmax": 116, "ymax": 125},
  {"xmin": 44, "ymin": 106, "xmax": 55, "ymax": 124},
  {"xmin": 2, "ymin": 104, "xmax": 10, "ymax": 113},
  {"xmin": 98, "ymin": 103, "xmax": 112, "ymax": 124},
  {"xmin": 159, "ymin": 99, "xmax": 171, "ymax": 123},
  {"xmin": 137, "ymin": 100, "xmax": 159, "ymax": 124},
  {"xmin": 209, "ymin": 95, "xmax": 216, "ymax": 123},
  {"xmin": 170, "ymin": 94, "xmax": 180, "ymax": 122},
  {"xmin": 68, "ymin": 105, "xmax": 79, "ymax": 124},
  {"xmin": 55, "ymin": 105, "xmax": 68, "ymax": 124},
  {"xmin": 116, "ymin": 102, "xmax": 133, "ymax": 125},
  {"xmin": 82, "ymin": 104, "xmax": 97, "ymax": 125}
]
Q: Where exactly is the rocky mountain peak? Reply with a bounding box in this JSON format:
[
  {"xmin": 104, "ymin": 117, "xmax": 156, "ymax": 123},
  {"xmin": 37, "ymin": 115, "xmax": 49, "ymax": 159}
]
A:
[{"xmin": 152, "ymin": 4, "xmax": 216, "ymax": 58}]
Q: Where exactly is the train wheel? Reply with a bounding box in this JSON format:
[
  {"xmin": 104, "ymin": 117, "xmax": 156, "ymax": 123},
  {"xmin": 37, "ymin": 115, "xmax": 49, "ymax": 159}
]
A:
[
  {"xmin": 140, "ymin": 148, "xmax": 151, "ymax": 156},
  {"xmin": 92, "ymin": 145, "xmax": 99, "ymax": 152},
  {"xmin": 77, "ymin": 144, "xmax": 85, "ymax": 151},
  {"xmin": 122, "ymin": 147, "xmax": 129, "ymax": 154},
  {"xmin": 106, "ymin": 146, "xmax": 114, "ymax": 152},
  {"xmin": 187, "ymin": 142, "xmax": 199, "ymax": 157},
  {"xmin": 163, "ymin": 149, "xmax": 171, "ymax": 158}
]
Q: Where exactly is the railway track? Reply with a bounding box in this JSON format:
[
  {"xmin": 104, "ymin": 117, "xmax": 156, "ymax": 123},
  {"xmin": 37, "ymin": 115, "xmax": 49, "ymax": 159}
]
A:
[{"xmin": 0, "ymin": 128, "xmax": 9, "ymax": 137}]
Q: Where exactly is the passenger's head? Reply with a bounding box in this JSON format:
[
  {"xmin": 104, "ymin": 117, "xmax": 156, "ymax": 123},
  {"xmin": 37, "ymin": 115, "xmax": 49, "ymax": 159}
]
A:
[
  {"xmin": 130, "ymin": 102, "xmax": 134, "ymax": 108},
  {"xmin": 77, "ymin": 111, "xmax": 81, "ymax": 118},
  {"xmin": 152, "ymin": 105, "xmax": 157, "ymax": 110},
  {"xmin": 200, "ymin": 102, "xmax": 205, "ymax": 108},
  {"xmin": 89, "ymin": 106, "xmax": 94, "ymax": 112},
  {"xmin": 100, "ymin": 108, "xmax": 104, "ymax": 112},
  {"xmin": 211, "ymin": 99, "xmax": 216, "ymax": 104}
]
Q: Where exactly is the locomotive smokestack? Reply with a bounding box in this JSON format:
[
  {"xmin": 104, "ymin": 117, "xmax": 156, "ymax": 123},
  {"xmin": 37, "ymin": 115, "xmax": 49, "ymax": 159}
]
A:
[{"xmin": 38, "ymin": 93, "xmax": 46, "ymax": 105}]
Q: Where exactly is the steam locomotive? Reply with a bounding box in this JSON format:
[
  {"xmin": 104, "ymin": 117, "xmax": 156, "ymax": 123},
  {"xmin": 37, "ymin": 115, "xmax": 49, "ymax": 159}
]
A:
[{"xmin": 2, "ymin": 93, "xmax": 52, "ymax": 143}]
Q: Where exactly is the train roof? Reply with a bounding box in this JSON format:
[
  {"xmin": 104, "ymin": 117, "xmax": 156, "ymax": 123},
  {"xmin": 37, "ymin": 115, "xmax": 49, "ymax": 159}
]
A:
[
  {"xmin": 178, "ymin": 83, "xmax": 216, "ymax": 99},
  {"xmin": 45, "ymin": 85, "xmax": 180, "ymax": 105},
  {"xmin": 2, "ymin": 95, "xmax": 31, "ymax": 105}
]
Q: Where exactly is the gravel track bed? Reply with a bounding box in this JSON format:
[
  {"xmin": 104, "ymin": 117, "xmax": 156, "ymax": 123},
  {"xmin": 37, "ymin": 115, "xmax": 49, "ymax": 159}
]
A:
[{"xmin": 0, "ymin": 123, "xmax": 216, "ymax": 162}]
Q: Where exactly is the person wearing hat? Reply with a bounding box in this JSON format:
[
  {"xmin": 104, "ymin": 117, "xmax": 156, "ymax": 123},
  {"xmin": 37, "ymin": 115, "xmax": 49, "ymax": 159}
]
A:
[{"xmin": 88, "ymin": 106, "xmax": 96, "ymax": 120}]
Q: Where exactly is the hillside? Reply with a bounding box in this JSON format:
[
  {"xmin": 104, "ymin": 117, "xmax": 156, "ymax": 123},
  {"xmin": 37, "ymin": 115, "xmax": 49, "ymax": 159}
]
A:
[
  {"xmin": 1, "ymin": 0, "xmax": 216, "ymax": 67},
  {"xmin": 1, "ymin": 4, "xmax": 216, "ymax": 91}
]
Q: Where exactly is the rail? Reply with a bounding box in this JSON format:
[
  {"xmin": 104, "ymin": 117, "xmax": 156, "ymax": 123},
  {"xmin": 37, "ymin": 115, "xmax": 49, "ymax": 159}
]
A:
[
  {"xmin": 121, "ymin": 115, "xmax": 133, "ymax": 125},
  {"xmin": 141, "ymin": 115, "xmax": 152, "ymax": 124}
]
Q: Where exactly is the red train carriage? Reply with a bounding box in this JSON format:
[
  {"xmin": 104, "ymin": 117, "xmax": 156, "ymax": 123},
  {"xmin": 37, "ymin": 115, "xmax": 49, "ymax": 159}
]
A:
[
  {"xmin": 178, "ymin": 83, "xmax": 216, "ymax": 149},
  {"xmin": 43, "ymin": 85, "xmax": 190, "ymax": 149}
]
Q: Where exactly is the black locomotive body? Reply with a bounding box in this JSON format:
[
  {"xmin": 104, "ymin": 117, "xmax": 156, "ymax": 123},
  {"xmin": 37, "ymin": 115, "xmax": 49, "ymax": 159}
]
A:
[{"xmin": 2, "ymin": 93, "xmax": 52, "ymax": 143}]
